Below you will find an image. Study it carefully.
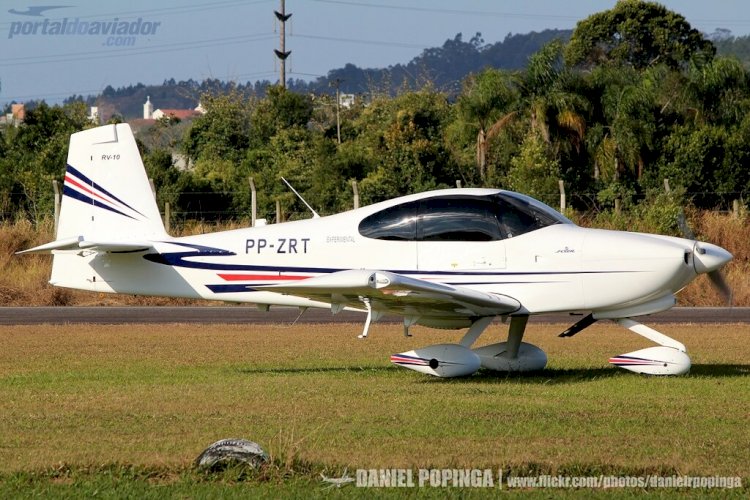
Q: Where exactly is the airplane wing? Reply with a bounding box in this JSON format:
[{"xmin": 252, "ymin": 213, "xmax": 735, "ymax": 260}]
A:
[{"xmin": 256, "ymin": 269, "xmax": 521, "ymax": 319}]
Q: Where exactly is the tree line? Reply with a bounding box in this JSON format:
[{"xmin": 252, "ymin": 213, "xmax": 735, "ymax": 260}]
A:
[{"xmin": 1, "ymin": 0, "xmax": 749, "ymax": 231}]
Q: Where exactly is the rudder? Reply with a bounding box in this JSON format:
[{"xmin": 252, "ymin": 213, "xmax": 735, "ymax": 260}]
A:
[{"xmin": 57, "ymin": 123, "xmax": 166, "ymax": 241}]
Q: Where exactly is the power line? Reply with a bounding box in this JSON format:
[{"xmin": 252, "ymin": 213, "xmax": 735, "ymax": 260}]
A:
[
  {"xmin": 0, "ymin": 33, "xmax": 277, "ymax": 67},
  {"xmin": 0, "ymin": 30, "xmax": 429, "ymax": 70},
  {"xmin": 311, "ymin": 0, "xmax": 583, "ymax": 21},
  {"xmin": 312, "ymin": 0, "xmax": 750, "ymax": 26},
  {"xmin": 0, "ymin": 0, "xmax": 272, "ymax": 29},
  {"xmin": 292, "ymin": 32, "xmax": 428, "ymax": 50}
]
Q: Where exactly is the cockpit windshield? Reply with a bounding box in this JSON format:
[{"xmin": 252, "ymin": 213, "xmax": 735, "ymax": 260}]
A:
[
  {"xmin": 492, "ymin": 192, "xmax": 572, "ymax": 239},
  {"xmin": 358, "ymin": 192, "xmax": 573, "ymax": 241}
]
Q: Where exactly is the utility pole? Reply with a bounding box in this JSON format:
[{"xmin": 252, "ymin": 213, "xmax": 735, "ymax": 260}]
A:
[
  {"xmin": 274, "ymin": 0, "xmax": 292, "ymax": 88},
  {"xmin": 330, "ymin": 78, "xmax": 342, "ymax": 144}
]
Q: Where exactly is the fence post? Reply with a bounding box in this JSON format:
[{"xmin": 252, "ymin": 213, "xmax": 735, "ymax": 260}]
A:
[
  {"xmin": 664, "ymin": 178, "xmax": 695, "ymax": 238},
  {"xmin": 249, "ymin": 177, "xmax": 257, "ymax": 227},
  {"xmin": 558, "ymin": 179, "xmax": 566, "ymax": 213},
  {"xmin": 276, "ymin": 199, "xmax": 282, "ymax": 224},
  {"xmin": 164, "ymin": 202, "xmax": 171, "ymax": 234},
  {"xmin": 456, "ymin": 180, "xmax": 462, "ymax": 188},
  {"xmin": 733, "ymin": 199, "xmax": 739, "ymax": 219},
  {"xmin": 52, "ymin": 180, "xmax": 61, "ymax": 235},
  {"xmin": 351, "ymin": 179, "xmax": 359, "ymax": 209}
]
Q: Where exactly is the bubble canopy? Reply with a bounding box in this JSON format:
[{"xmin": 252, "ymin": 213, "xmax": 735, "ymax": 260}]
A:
[{"xmin": 358, "ymin": 192, "xmax": 573, "ymax": 242}]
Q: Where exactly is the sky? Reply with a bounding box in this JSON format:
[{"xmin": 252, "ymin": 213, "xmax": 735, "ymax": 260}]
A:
[{"xmin": 1, "ymin": 0, "xmax": 750, "ymax": 106}]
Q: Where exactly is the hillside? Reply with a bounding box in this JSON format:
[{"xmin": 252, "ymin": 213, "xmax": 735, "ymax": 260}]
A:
[
  {"xmin": 74, "ymin": 29, "xmax": 571, "ymax": 119},
  {"xmin": 17, "ymin": 27, "xmax": 750, "ymax": 120}
]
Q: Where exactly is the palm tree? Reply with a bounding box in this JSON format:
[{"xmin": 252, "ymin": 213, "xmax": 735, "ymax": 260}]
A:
[
  {"xmin": 455, "ymin": 68, "xmax": 518, "ymax": 180},
  {"xmin": 518, "ymin": 40, "xmax": 588, "ymax": 163},
  {"xmin": 585, "ymin": 65, "xmax": 657, "ymax": 181},
  {"xmin": 684, "ymin": 56, "xmax": 750, "ymax": 126}
]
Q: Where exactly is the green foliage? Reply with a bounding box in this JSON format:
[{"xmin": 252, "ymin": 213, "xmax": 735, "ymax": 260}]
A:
[
  {"xmin": 357, "ymin": 90, "xmax": 458, "ymax": 205},
  {"xmin": 452, "ymin": 68, "xmax": 518, "ymax": 180},
  {"xmin": 456, "ymin": 68, "xmax": 517, "ymax": 131},
  {"xmin": 592, "ymin": 187, "xmax": 686, "ymax": 235},
  {"xmin": 686, "ymin": 56, "xmax": 750, "ymax": 125},
  {"xmin": 596, "ymin": 180, "xmax": 636, "ymax": 213},
  {"xmin": 250, "ymin": 85, "xmax": 313, "ymax": 147},
  {"xmin": 636, "ymin": 189, "xmax": 685, "ymax": 235},
  {"xmin": 506, "ymin": 132, "xmax": 560, "ymax": 206},
  {"xmin": 183, "ymin": 91, "xmax": 252, "ymax": 163},
  {"xmin": 565, "ymin": 0, "xmax": 715, "ymax": 70},
  {"xmin": 0, "ymin": 102, "xmax": 92, "ymax": 222}
]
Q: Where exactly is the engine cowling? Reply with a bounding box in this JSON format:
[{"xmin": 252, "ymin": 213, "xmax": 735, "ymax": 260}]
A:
[
  {"xmin": 390, "ymin": 344, "xmax": 481, "ymax": 378},
  {"xmin": 471, "ymin": 342, "xmax": 547, "ymax": 372}
]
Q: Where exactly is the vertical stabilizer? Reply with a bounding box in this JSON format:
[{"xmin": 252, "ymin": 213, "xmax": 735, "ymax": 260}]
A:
[{"xmin": 57, "ymin": 123, "xmax": 166, "ymax": 241}]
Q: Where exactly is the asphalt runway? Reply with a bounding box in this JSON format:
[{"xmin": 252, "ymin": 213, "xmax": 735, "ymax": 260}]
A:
[{"xmin": 0, "ymin": 306, "xmax": 748, "ymax": 325}]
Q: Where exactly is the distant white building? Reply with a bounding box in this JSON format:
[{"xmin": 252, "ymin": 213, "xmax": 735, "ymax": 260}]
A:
[
  {"xmin": 1, "ymin": 103, "xmax": 25, "ymax": 127},
  {"xmin": 339, "ymin": 93, "xmax": 355, "ymax": 109},
  {"xmin": 88, "ymin": 106, "xmax": 101, "ymax": 124},
  {"xmin": 143, "ymin": 96, "xmax": 153, "ymax": 119},
  {"xmin": 152, "ymin": 108, "xmax": 202, "ymax": 121},
  {"xmin": 142, "ymin": 96, "xmax": 205, "ymax": 122}
]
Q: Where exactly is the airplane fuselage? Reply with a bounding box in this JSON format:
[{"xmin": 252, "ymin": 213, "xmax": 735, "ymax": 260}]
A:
[{"xmin": 50, "ymin": 188, "xmax": 712, "ymax": 324}]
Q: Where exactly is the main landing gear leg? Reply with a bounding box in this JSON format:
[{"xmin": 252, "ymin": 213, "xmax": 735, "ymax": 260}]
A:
[
  {"xmin": 470, "ymin": 315, "xmax": 547, "ymax": 372},
  {"xmin": 459, "ymin": 316, "xmax": 494, "ymax": 348},
  {"xmin": 358, "ymin": 298, "xmax": 373, "ymax": 339},
  {"xmin": 357, "ymin": 297, "xmax": 384, "ymax": 339},
  {"xmin": 506, "ymin": 315, "xmax": 529, "ymax": 358}
]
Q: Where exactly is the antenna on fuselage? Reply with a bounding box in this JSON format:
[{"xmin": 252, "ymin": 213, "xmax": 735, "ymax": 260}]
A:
[{"xmin": 281, "ymin": 177, "xmax": 320, "ymax": 218}]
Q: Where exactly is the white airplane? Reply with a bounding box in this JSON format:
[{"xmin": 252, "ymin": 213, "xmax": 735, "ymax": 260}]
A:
[
  {"xmin": 19, "ymin": 124, "xmax": 733, "ymax": 377},
  {"xmin": 320, "ymin": 468, "xmax": 355, "ymax": 488}
]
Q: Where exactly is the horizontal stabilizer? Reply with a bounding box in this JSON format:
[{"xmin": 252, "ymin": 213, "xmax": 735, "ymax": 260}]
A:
[{"xmin": 17, "ymin": 237, "xmax": 153, "ymax": 254}]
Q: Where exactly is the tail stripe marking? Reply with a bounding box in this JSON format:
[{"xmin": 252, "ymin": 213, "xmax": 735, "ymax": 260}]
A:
[
  {"xmin": 62, "ymin": 185, "xmax": 136, "ymax": 220},
  {"xmin": 64, "ymin": 175, "xmax": 129, "ymax": 213},
  {"xmin": 65, "ymin": 164, "xmax": 147, "ymax": 218}
]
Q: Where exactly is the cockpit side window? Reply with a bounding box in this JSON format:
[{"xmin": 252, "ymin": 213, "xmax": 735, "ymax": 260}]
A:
[
  {"xmin": 358, "ymin": 201, "xmax": 418, "ymax": 240},
  {"xmin": 417, "ymin": 197, "xmax": 501, "ymax": 241}
]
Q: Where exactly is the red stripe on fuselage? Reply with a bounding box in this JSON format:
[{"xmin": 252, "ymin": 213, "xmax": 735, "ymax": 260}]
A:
[{"xmin": 218, "ymin": 274, "xmax": 311, "ymax": 282}]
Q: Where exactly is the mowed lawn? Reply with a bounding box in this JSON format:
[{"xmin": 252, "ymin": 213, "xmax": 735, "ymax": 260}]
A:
[{"xmin": 0, "ymin": 320, "xmax": 748, "ymax": 491}]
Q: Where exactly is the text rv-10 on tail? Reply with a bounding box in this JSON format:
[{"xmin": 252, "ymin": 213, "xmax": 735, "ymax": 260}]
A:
[{"xmin": 20, "ymin": 124, "xmax": 733, "ymax": 377}]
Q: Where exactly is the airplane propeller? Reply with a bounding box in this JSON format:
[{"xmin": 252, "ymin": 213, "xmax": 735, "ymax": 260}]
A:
[
  {"xmin": 678, "ymin": 212, "xmax": 733, "ymax": 306},
  {"xmin": 707, "ymin": 268, "xmax": 733, "ymax": 305}
]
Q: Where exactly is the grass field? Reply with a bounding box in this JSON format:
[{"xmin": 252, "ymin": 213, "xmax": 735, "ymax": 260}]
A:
[{"xmin": 0, "ymin": 320, "xmax": 748, "ymax": 497}]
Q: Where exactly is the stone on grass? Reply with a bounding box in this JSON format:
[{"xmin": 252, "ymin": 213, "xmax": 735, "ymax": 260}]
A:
[{"xmin": 195, "ymin": 438, "xmax": 269, "ymax": 470}]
